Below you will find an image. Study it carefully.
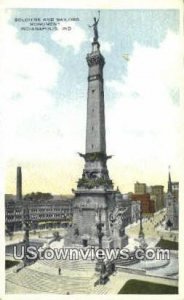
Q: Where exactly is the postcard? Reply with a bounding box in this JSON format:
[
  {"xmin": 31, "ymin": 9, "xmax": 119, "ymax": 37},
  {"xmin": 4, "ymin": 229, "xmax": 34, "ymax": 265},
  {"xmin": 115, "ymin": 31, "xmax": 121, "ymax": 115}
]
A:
[{"xmin": 0, "ymin": 0, "xmax": 183, "ymax": 299}]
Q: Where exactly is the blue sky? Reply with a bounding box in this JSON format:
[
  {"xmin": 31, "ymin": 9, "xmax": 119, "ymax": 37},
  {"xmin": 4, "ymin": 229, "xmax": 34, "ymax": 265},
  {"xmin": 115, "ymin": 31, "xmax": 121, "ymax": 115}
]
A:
[
  {"xmin": 11, "ymin": 9, "xmax": 179, "ymax": 104},
  {"xmin": 1, "ymin": 8, "xmax": 182, "ymax": 194}
]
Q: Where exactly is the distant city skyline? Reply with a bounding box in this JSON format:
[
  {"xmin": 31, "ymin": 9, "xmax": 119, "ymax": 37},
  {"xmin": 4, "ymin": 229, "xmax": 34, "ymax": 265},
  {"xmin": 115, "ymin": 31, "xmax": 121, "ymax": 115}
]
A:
[
  {"xmin": 2, "ymin": 9, "xmax": 181, "ymax": 194},
  {"xmin": 5, "ymin": 164, "xmax": 178, "ymax": 196}
]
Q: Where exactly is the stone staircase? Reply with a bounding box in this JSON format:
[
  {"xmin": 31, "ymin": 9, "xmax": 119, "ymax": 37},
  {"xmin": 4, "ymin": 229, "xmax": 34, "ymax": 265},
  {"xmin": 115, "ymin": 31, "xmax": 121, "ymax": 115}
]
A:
[
  {"xmin": 33, "ymin": 257, "xmax": 96, "ymax": 278},
  {"xmin": 6, "ymin": 252, "xmax": 100, "ymax": 294},
  {"xmin": 6, "ymin": 267, "xmax": 95, "ymax": 294},
  {"xmin": 37, "ymin": 256, "xmax": 96, "ymax": 272},
  {"xmin": 6, "ymin": 248, "xmax": 123, "ymax": 294},
  {"xmin": 93, "ymin": 283, "xmax": 111, "ymax": 294}
]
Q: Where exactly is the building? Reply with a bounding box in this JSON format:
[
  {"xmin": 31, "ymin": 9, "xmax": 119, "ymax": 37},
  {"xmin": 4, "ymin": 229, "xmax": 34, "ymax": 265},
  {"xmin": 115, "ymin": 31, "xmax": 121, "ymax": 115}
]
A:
[
  {"xmin": 130, "ymin": 193, "xmax": 155, "ymax": 215},
  {"xmin": 115, "ymin": 189, "xmax": 132, "ymax": 227},
  {"xmin": 122, "ymin": 193, "xmax": 140, "ymax": 223},
  {"xmin": 134, "ymin": 182, "xmax": 165, "ymax": 212},
  {"xmin": 5, "ymin": 196, "xmax": 73, "ymax": 232},
  {"xmin": 165, "ymin": 170, "xmax": 179, "ymax": 230},
  {"xmin": 171, "ymin": 182, "xmax": 179, "ymax": 201},
  {"xmin": 5, "ymin": 167, "xmax": 73, "ymax": 233},
  {"xmin": 130, "ymin": 200, "xmax": 141, "ymax": 223},
  {"xmin": 150, "ymin": 185, "xmax": 164, "ymax": 211},
  {"xmin": 134, "ymin": 182, "xmax": 146, "ymax": 194},
  {"xmin": 64, "ymin": 18, "xmax": 129, "ymax": 248}
]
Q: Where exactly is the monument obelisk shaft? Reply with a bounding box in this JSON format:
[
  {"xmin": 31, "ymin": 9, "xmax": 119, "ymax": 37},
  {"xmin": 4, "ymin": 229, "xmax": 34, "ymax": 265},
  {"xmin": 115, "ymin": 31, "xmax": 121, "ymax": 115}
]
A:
[{"xmin": 86, "ymin": 42, "xmax": 106, "ymax": 154}]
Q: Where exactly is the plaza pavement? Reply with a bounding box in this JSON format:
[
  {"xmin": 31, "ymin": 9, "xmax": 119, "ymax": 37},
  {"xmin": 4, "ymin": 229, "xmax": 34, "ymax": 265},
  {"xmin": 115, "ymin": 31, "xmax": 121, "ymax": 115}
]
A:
[{"xmin": 5, "ymin": 209, "xmax": 178, "ymax": 294}]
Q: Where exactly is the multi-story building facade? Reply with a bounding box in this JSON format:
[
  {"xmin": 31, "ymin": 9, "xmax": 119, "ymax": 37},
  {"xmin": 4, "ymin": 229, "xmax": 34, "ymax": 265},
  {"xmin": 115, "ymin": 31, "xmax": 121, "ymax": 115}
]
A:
[
  {"xmin": 130, "ymin": 193, "xmax": 155, "ymax": 215},
  {"xmin": 5, "ymin": 167, "xmax": 73, "ymax": 233},
  {"xmin": 134, "ymin": 182, "xmax": 146, "ymax": 194},
  {"xmin": 134, "ymin": 182, "xmax": 165, "ymax": 212},
  {"xmin": 171, "ymin": 182, "xmax": 179, "ymax": 201},
  {"xmin": 131, "ymin": 200, "xmax": 141, "ymax": 223},
  {"xmin": 150, "ymin": 185, "xmax": 164, "ymax": 211},
  {"xmin": 5, "ymin": 196, "xmax": 73, "ymax": 232}
]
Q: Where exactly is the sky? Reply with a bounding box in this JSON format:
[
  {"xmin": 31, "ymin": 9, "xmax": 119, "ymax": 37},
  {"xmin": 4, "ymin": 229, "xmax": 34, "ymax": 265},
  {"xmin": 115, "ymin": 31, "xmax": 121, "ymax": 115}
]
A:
[{"xmin": 0, "ymin": 8, "xmax": 182, "ymax": 195}]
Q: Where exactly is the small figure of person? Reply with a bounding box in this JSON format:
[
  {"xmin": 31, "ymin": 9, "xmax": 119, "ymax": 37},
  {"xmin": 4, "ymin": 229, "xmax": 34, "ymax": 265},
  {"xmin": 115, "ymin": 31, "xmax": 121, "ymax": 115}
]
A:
[{"xmin": 58, "ymin": 267, "xmax": 61, "ymax": 275}]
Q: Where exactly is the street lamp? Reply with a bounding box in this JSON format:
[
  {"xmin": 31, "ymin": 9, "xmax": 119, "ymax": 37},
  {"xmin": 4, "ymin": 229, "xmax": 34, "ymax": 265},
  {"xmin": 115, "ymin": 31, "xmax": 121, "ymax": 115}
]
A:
[
  {"xmin": 95, "ymin": 207, "xmax": 109, "ymax": 285},
  {"xmin": 22, "ymin": 202, "xmax": 30, "ymax": 266},
  {"xmin": 138, "ymin": 203, "xmax": 147, "ymax": 250},
  {"xmin": 138, "ymin": 204, "xmax": 144, "ymax": 239}
]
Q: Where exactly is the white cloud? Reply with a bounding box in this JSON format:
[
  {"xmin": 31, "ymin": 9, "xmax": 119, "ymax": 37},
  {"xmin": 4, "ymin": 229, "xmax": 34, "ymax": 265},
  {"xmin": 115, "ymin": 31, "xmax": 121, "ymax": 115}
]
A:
[
  {"xmin": 106, "ymin": 30, "xmax": 183, "ymax": 178},
  {"xmin": 51, "ymin": 21, "xmax": 87, "ymax": 53},
  {"xmin": 0, "ymin": 12, "xmax": 60, "ymax": 104},
  {"xmin": 88, "ymin": 38, "xmax": 113, "ymax": 53},
  {"xmin": 123, "ymin": 31, "xmax": 182, "ymax": 102},
  {"xmin": 0, "ymin": 11, "xmax": 85, "ymax": 164},
  {"xmin": 0, "ymin": 12, "xmax": 58, "ymax": 157},
  {"xmin": 100, "ymin": 40, "xmax": 114, "ymax": 53}
]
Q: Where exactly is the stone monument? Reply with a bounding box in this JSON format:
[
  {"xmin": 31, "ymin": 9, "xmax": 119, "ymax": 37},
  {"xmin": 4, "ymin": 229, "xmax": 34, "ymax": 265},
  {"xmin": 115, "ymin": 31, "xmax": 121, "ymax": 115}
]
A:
[{"xmin": 65, "ymin": 14, "xmax": 128, "ymax": 249}]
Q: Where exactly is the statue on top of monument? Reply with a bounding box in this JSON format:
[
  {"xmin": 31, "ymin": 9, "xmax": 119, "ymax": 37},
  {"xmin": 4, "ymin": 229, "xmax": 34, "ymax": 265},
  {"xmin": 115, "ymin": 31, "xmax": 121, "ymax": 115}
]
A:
[{"xmin": 88, "ymin": 11, "xmax": 100, "ymax": 42}]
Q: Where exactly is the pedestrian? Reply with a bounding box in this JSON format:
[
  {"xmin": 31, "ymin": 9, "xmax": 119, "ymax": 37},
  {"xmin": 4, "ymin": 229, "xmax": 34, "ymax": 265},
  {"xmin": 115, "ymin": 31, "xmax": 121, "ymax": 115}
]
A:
[{"xmin": 58, "ymin": 267, "xmax": 61, "ymax": 275}]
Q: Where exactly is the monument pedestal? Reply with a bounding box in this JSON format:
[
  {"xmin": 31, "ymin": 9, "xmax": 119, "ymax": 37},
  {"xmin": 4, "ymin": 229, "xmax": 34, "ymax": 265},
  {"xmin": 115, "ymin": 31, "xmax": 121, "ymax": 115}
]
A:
[
  {"xmin": 65, "ymin": 188, "xmax": 116, "ymax": 248},
  {"xmin": 113, "ymin": 235, "xmax": 128, "ymax": 249}
]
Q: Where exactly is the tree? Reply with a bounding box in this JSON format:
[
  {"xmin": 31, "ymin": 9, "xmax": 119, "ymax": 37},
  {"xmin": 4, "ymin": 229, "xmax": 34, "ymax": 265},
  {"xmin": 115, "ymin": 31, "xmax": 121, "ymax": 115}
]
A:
[
  {"xmin": 24, "ymin": 192, "xmax": 53, "ymax": 201},
  {"xmin": 166, "ymin": 219, "xmax": 173, "ymax": 229}
]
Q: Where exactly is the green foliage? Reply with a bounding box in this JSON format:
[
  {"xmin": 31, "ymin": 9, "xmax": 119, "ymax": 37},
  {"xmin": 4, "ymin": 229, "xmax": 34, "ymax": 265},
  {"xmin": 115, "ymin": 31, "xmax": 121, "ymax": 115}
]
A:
[
  {"xmin": 166, "ymin": 219, "xmax": 173, "ymax": 228},
  {"xmin": 24, "ymin": 192, "xmax": 53, "ymax": 201},
  {"xmin": 118, "ymin": 279, "xmax": 178, "ymax": 294},
  {"xmin": 5, "ymin": 260, "xmax": 19, "ymax": 269},
  {"xmin": 78, "ymin": 152, "xmax": 112, "ymax": 162},
  {"xmin": 156, "ymin": 239, "xmax": 178, "ymax": 250},
  {"xmin": 85, "ymin": 152, "xmax": 108, "ymax": 162},
  {"xmin": 78, "ymin": 177, "xmax": 113, "ymax": 189}
]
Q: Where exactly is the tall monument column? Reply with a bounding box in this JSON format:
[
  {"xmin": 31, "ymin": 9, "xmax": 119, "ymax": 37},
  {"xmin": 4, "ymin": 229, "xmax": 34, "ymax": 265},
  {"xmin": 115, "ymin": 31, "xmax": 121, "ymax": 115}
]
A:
[
  {"xmin": 78, "ymin": 14, "xmax": 112, "ymax": 189},
  {"xmin": 16, "ymin": 166, "xmax": 22, "ymax": 201},
  {"xmin": 64, "ymin": 14, "xmax": 128, "ymax": 249},
  {"xmin": 86, "ymin": 41, "xmax": 106, "ymax": 155}
]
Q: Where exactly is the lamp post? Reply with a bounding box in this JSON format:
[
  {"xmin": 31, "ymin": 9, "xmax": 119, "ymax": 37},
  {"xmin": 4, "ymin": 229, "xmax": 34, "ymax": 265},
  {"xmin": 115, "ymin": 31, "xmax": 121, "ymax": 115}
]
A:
[
  {"xmin": 96, "ymin": 208, "xmax": 104, "ymax": 248},
  {"xmin": 95, "ymin": 207, "xmax": 109, "ymax": 285},
  {"xmin": 138, "ymin": 204, "xmax": 144, "ymax": 239},
  {"xmin": 22, "ymin": 203, "xmax": 30, "ymax": 265},
  {"xmin": 138, "ymin": 203, "xmax": 147, "ymax": 250}
]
